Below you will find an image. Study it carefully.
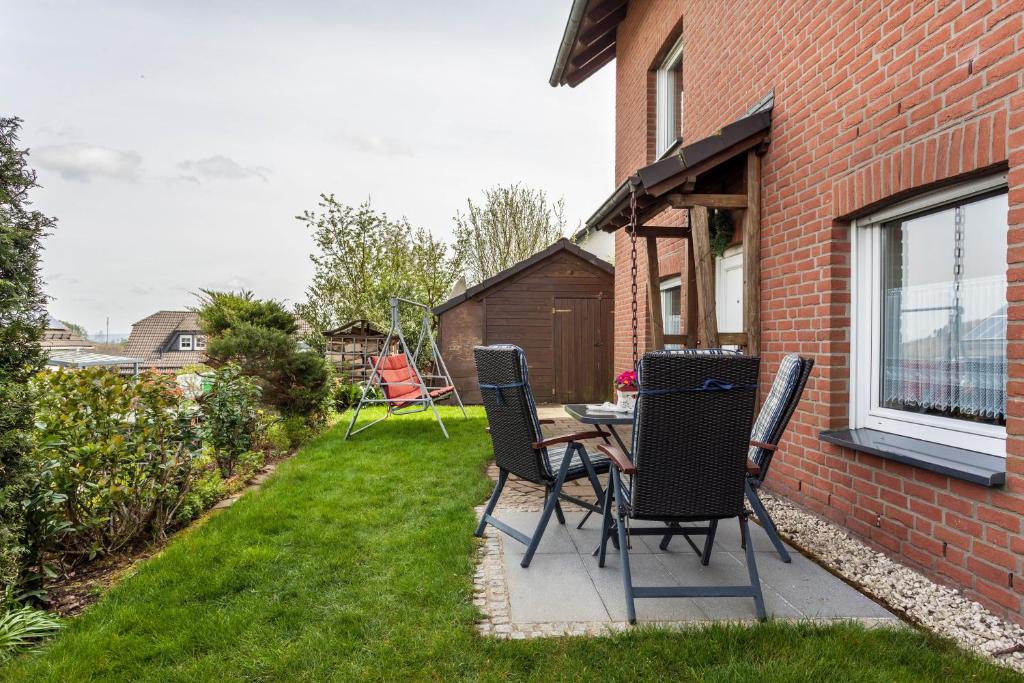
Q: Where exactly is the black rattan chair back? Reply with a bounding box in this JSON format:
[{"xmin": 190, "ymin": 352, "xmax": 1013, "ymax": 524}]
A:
[
  {"xmin": 474, "ymin": 345, "xmax": 548, "ymax": 484},
  {"xmin": 630, "ymin": 353, "xmax": 760, "ymax": 520}
]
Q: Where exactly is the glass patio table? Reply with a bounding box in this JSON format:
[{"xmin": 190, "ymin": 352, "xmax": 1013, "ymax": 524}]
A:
[{"xmin": 563, "ymin": 403, "xmax": 633, "ymax": 455}]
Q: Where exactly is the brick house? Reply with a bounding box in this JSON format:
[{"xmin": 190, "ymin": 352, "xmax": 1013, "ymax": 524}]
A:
[{"xmin": 549, "ymin": 0, "xmax": 1024, "ymax": 622}]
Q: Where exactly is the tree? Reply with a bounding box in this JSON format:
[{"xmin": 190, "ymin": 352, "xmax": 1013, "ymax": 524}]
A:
[
  {"xmin": 195, "ymin": 290, "xmax": 331, "ymax": 422},
  {"xmin": 295, "ymin": 196, "xmax": 460, "ymax": 337},
  {"xmin": 0, "ymin": 118, "xmax": 52, "ymax": 590},
  {"xmin": 58, "ymin": 320, "xmax": 87, "ymax": 338},
  {"xmin": 453, "ymin": 183, "xmax": 568, "ymax": 285}
]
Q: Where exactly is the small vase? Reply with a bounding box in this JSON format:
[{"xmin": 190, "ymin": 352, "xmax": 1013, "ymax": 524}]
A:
[{"xmin": 616, "ymin": 389, "xmax": 637, "ymax": 412}]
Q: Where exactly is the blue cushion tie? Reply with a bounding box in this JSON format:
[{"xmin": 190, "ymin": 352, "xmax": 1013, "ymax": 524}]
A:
[
  {"xmin": 638, "ymin": 378, "xmax": 757, "ymax": 397},
  {"xmin": 479, "ymin": 382, "xmax": 527, "ymax": 405}
]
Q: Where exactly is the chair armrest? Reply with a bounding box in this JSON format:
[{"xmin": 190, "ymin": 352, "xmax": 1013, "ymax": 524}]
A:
[
  {"xmin": 532, "ymin": 430, "xmax": 608, "ymax": 449},
  {"xmin": 597, "ymin": 444, "xmax": 635, "ymax": 474},
  {"xmin": 750, "ymin": 440, "xmax": 776, "ymax": 451},
  {"xmin": 538, "ymin": 418, "xmax": 555, "ymax": 425}
]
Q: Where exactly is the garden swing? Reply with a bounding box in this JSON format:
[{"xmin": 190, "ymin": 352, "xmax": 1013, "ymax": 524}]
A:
[{"xmin": 344, "ymin": 297, "xmax": 466, "ymax": 439}]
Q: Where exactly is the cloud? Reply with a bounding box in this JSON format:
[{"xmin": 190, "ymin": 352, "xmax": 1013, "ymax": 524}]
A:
[
  {"xmin": 33, "ymin": 144, "xmax": 142, "ymax": 182},
  {"xmin": 177, "ymin": 155, "xmax": 268, "ymax": 181},
  {"xmin": 336, "ymin": 132, "xmax": 413, "ymax": 158}
]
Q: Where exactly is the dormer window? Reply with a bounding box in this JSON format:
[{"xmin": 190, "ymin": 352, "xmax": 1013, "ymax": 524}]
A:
[
  {"xmin": 655, "ymin": 36, "xmax": 684, "ymax": 158},
  {"xmin": 179, "ymin": 334, "xmax": 194, "ymax": 351},
  {"xmin": 195, "ymin": 335, "xmax": 207, "ymax": 350}
]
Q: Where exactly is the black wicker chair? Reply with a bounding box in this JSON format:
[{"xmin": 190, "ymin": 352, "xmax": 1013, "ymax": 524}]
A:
[
  {"xmin": 473, "ymin": 345, "xmax": 611, "ymax": 568},
  {"xmin": 657, "ymin": 351, "xmax": 814, "ymax": 563},
  {"xmin": 597, "ymin": 352, "xmax": 765, "ymax": 623}
]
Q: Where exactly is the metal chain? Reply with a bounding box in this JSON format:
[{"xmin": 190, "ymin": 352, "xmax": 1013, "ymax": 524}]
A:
[{"xmin": 629, "ymin": 188, "xmax": 639, "ymax": 369}]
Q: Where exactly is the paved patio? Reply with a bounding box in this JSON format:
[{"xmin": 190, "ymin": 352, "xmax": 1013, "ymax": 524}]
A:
[{"xmin": 473, "ymin": 406, "xmax": 901, "ymax": 637}]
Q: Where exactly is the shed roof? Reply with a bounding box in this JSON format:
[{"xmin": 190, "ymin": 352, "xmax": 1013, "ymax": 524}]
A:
[
  {"xmin": 324, "ymin": 320, "xmax": 386, "ymax": 337},
  {"xmin": 433, "ymin": 238, "xmax": 614, "ymax": 315}
]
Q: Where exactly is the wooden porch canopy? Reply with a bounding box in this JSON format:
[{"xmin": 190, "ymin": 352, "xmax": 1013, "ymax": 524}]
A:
[{"xmin": 585, "ymin": 108, "xmax": 771, "ymax": 355}]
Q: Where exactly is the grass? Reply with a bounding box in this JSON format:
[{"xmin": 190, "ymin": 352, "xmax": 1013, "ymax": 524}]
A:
[{"xmin": 3, "ymin": 406, "xmax": 1021, "ymax": 682}]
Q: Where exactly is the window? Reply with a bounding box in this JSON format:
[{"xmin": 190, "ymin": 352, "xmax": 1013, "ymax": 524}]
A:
[
  {"xmin": 661, "ymin": 276, "xmax": 682, "ymax": 349},
  {"xmin": 851, "ymin": 174, "xmax": 1008, "ymax": 456},
  {"xmin": 655, "ymin": 36, "xmax": 684, "ymax": 158},
  {"xmin": 178, "ymin": 334, "xmax": 193, "ymax": 351},
  {"xmin": 195, "ymin": 335, "xmax": 207, "ymax": 350}
]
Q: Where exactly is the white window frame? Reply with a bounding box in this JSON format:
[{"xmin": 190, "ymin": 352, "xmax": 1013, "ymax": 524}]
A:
[
  {"xmin": 178, "ymin": 334, "xmax": 193, "ymax": 351},
  {"xmin": 655, "ymin": 36, "xmax": 684, "ymax": 158},
  {"xmin": 850, "ymin": 172, "xmax": 1009, "ymax": 457},
  {"xmin": 195, "ymin": 335, "xmax": 207, "ymax": 350},
  {"xmin": 660, "ymin": 276, "xmax": 682, "ymax": 348}
]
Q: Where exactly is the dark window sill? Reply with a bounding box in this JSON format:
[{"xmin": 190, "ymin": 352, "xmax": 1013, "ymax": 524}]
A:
[{"xmin": 819, "ymin": 428, "xmax": 1005, "ymax": 487}]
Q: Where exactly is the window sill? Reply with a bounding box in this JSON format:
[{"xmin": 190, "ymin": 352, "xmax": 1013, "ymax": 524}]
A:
[{"xmin": 819, "ymin": 428, "xmax": 1005, "ymax": 487}]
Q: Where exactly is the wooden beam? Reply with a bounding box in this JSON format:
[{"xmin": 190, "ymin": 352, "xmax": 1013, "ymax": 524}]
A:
[
  {"xmin": 586, "ymin": 0, "xmax": 627, "ymax": 20},
  {"xmin": 743, "ymin": 151, "xmax": 762, "ymax": 356},
  {"xmin": 646, "ymin": 236, "xmax": 664, "ymax": 350},
  {"xmin": 646, "ymin": 133, "xmax": 769, "ymax": 198},
  {"xmin": 566, "ymin": 44, "xmax": 615, "ymax": 87},
  {"xmin": 578, "ymin": 5, "xmax": 627, "ymax": 45},
  {"xmin": 666, "ymin": 193, "xmax": 748, "ymax": 209},
  {"xmin": 718, "ymin": 332, "xmax": 749, "ymax": 346},
  {"xmin": 635, "ymin": 225, "xmax": 690, "ymax": 238},
  {"xmin": 570, "ymin": 29, "xmax": 616, "ymax": 68},
  {"xmin": 689, "ymin": 206, "xmax": 719, "ymax": 348},
  {"xmin": 685, "ymin": 238, "xmax": 699, "ymax": 348}
]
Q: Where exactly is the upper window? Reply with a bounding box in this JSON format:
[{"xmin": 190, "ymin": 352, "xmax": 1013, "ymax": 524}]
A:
[
  {"xmin": 195, "ymin": 335, "xmax": 207, "ymax": 350},
  {"xmin": 655, "ymin": 36, "xmax": 684, "ymax": 158},
  {"xmin": 852, "ymin": 175, "xmax": 1008, "ymax": 456},
  {"xmin": 178, "ymin": 334, "xmax": 194, "ymax": 351},
  {"xmin": 660, "ymin": 276, "xmax": 682, "ymax": 349}
]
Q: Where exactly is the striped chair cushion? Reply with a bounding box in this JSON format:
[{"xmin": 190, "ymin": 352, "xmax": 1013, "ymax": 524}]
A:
[
  {"xmin": 544, "ymin": 444, "xmax": 611, "ymax": 480},
  {"xmin": 748, "ymin": 354, "xmax": 803, "ymax": 468}
]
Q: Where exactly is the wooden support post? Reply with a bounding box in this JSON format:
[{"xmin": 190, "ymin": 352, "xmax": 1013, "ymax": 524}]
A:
[
  {"xmin": 743, "ymin": 151, "xmax": 762, "ymax": 357},
  {"xmin": 646, "ymin": 236, "xmax": 665, "ymax": 350},
  {"xmin": 689, "ymin": 206, "xmax": 720, "ymax": 348},
  {"xmin": 685, "ymin": 237, "xmax": 699, "ymax": 348}
]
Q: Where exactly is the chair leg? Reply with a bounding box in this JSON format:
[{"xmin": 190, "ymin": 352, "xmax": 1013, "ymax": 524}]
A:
[
  {"xmin": 475, "ymin": 469, "xmax": 507, "ymax": 537},
  {"xmin": 598, "ymin": 470, "xmax": 614, "ymax": 567},
  {"xmin": 521, "ymin": 450, "xmax": 573, "ymax": 568},
  {"xmin": 701, "ymin": 519, "xmax": 718, "ymax": 566},
  {"xmin": 746, "ymin": 479, "xmax": 791, "ymax": 563},
  {"xmin": 658, "ymin": 522, "xmax": 676, "ymax": 551},
  {"xmin": 553, "ymin": 498, "xmax": 566, "ymax": 525},
  {"xmin": 612, "ymin": 469, "xmax": 636, "ymax": 624},
  {"xmin": 739, "ymin": 514, "xmax": 767, "ymax": 621}
]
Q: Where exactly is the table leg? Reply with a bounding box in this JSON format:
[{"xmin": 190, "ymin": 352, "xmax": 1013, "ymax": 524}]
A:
[{"xmin": 606, "ymin": 424, "xmax": 630, "ymax": 455}]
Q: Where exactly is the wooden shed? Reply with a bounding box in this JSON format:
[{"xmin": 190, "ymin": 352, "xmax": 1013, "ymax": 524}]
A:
[{"xmin": 433, "ymin": 239, "xmax": 614, "ymax": 404}]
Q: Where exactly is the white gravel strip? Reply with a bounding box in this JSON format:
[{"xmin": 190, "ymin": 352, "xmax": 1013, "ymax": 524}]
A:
[{"xmin": 758, "ymin": 489, "xmax": 1024, "ymax": 672}]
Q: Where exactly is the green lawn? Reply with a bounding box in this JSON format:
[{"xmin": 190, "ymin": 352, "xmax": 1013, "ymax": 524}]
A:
[{"xmin": 4, "ymin": 406, "xmax": 1020, "ymax": 682}]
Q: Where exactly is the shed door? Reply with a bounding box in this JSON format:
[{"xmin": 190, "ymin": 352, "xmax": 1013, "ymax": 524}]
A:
[{"xmin": 553, "ymin": 297, "xmax": 613, "ymax": 403}]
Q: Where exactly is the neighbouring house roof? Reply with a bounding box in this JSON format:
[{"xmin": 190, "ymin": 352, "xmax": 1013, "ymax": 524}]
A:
[
  {"xmin": 40, "ymin": 316, "xmax": 96, "ymax": 350},
  {"xmin": 585, "ymin": 108, "xmax": 772, "ymax": 233},
  {"xmin": 550, "ymin": 0, "xmax": 628, "ymax": 87},
  {"xmin": 123, "ymin": 311, "xmax": 205, "ymax": 371},
  {"xmin": 433, "ymin": 238, "xmax": 614, "ymax": 315},
  {"xmin": 47, "ymin": 349, "xmax": 143, "ymax": 369}
]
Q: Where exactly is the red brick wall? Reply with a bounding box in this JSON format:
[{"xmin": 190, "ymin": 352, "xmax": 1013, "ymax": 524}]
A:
[{"xmin": 608, "ymin": 0, "xmax": 1024, "ymax": 621}]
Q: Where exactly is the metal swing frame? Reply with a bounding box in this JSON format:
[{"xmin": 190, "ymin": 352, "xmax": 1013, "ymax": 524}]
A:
[{"xmin": 344, "ymin": 297, "xmax": 467, "ymax": 439}]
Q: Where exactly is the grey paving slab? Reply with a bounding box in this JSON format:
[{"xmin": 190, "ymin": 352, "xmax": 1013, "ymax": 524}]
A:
[
  {"xmin": 750, "ymin": 553, "xmax": 896, "ymax": 619},
  {"xmin": 583, "ymin": 553, "xmax": 707, "ymax": 623},
  {"xmin": 491, "ymin": 510, "xmax": 577, "ymax": 556},
  {"xmin": 493, "ymin": 510, "xmax": 899, "ymax": 628},
  {"xmin": 501, "ymin": 547, "xmax": 610, "ymax": 622}
]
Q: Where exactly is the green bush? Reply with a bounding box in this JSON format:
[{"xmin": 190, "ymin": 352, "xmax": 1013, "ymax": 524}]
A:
[
  {"xmin": 281, "ymin": 416, "xmax": 315, "ymax": 450},
  {"xmin": 198, "ymin": 364, "xmax": 263, "ymax": 478},
  {"xmin": 173, "ymin": 449, "xmax": 224, "ymax": 525},
  {"xmin": 261, "ymin": 420, "xmax": 292, "ymax": 454},
  {"xmin": 31, "ymin": 368, "xmax": 203, "ymax": 562},
  {"xmin": 332, "ymin": 382, "xmax": 364, "ymax": 413}
]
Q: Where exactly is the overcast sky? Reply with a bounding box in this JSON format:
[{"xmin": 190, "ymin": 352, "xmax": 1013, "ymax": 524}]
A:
[{"xmin": 2, "ymin": 1, "xmax": 614, "ymax": 336}]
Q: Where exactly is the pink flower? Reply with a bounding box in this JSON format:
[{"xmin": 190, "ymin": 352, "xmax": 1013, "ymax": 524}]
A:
[{"xmin": 615, "ymin": 370, "xmax": 637, "ymax": 390}]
